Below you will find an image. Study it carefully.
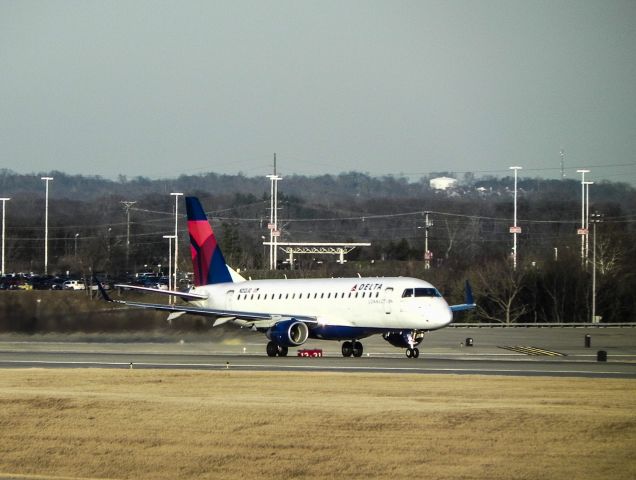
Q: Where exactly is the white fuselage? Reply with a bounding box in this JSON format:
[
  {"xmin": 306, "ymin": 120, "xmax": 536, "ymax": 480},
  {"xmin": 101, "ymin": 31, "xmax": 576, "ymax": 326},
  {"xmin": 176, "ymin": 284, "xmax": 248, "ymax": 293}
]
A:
[{"xmin": 189, "ymin": 276, "xmax": 453, "ymax": 332}]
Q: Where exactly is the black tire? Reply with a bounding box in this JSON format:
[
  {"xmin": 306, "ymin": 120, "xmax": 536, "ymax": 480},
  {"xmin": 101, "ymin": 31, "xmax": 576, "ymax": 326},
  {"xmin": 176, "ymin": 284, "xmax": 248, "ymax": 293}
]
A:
[
  {"xmin": 342, "ymin": 341, "xmax": 353, "ymax": 357},
  {"xmin": 278, "ymin": 345, "xmax": 289, "ymax": 357},
  {"xmin": 405, "ymin": 348, "xmax": 413, "ymax": 358},
  {"xmin": 412, "ymin": 347, "xmax": 420, "ymax": 359},
  {"xmin": 352, "ymin": 341, "xmax": 363, "ymax": 357},
  {"xmin": 266, "ymin": 341, "xmax": 279, "ymax": 357}
]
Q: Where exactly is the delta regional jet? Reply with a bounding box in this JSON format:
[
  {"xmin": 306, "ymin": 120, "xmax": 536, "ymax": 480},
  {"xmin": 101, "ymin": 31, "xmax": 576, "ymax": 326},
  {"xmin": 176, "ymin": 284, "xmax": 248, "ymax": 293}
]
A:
[{"xmin": 98, "ymin": 197, "xmax": 475, "ymax": 358}]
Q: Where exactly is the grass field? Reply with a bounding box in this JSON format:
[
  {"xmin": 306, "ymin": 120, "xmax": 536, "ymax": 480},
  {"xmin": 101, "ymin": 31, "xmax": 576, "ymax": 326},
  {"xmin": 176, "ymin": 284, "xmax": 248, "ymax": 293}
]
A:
[{"xmin": 0, "ymin": 369, "xmax": 634, "ymax": 480}]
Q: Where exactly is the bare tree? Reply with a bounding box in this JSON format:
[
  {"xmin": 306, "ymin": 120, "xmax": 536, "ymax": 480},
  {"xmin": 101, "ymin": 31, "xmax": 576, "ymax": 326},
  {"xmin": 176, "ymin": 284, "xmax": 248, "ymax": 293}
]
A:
[{"xmin": 472, "ymin": 259, "xmax": 528, "ymax": 324}]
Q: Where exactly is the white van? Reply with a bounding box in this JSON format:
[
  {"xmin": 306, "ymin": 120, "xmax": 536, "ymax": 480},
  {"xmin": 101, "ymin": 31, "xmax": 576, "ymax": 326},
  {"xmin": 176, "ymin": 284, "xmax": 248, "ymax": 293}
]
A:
[{"xmin": 63, "ymin": 279, "xmax": 86, "ymax": 290}]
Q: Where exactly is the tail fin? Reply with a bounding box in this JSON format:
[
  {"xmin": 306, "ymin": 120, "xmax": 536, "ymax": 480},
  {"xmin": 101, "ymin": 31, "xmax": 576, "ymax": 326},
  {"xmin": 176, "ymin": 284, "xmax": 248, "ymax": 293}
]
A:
[{"xmin": 185, "ymin": 197, "xmax": 233, "ymax": 286}]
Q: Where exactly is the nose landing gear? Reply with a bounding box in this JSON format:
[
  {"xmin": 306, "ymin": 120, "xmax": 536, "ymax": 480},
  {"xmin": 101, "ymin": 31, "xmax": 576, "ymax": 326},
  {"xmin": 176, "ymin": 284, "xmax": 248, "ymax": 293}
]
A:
[{"xmin": 405, "ymin": 347, "xmax": 419, "ymax": 359}]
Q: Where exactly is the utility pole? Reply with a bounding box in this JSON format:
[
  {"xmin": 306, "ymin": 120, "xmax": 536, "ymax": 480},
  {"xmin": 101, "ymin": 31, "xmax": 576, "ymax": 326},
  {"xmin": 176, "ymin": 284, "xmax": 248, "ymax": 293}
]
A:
[
  {"xmin": 419, "ymin": 211, "xmax": 433, "ymax": 269},
  {"xmin": 121, "ymin": 201, "xmax": 137, "ymax": 272},
  {"xmin": 266, "ymin": 153, "xmax": 282, "ymax": 270},
  {"xmin": 560, "ymin": 149, "xmax": 565, "ymax": 180},
  {"xmin": 41, "ymin": 177, "xmax": 53, "ymax": 275}
]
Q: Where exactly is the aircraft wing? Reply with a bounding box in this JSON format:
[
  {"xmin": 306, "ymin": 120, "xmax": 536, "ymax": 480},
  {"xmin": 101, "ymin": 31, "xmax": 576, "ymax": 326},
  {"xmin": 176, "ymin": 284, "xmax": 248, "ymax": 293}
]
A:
[{"xmin": 98, "ymin": 281, "xmax": 317, "ymax": 326}]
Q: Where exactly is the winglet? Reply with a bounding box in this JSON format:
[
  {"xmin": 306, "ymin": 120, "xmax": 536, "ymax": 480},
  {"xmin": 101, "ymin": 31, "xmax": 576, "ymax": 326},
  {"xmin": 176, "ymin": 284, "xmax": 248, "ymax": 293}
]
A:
[
  {"xmin": 449, "ymin": 280, "xmax": 476, "ymax": 312},
  {"xmin": 465, "ymin": 280, "xmax": 474, "ymax": 305}
]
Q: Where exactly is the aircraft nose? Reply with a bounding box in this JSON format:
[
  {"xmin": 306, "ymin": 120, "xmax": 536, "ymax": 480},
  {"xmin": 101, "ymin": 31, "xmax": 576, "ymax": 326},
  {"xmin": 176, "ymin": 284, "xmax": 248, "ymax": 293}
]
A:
[
  {"xmin": 442, "ymin": 305, "xmax": 453, "ymax": 326},
  {"xmin": 429, "ymin": 301, "xmax": 452, "ymax": 328}
]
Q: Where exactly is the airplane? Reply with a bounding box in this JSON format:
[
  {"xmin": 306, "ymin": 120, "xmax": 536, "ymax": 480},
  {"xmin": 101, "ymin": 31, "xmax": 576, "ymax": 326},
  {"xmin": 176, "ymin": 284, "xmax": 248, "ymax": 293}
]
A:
[{"xmin": 97, "ymin": 196, "xmax": 475, "ymax": 358}]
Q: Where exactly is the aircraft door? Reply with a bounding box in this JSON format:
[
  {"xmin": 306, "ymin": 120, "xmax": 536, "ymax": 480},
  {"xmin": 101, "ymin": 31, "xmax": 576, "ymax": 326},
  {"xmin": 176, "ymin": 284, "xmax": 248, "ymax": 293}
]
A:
[
  {"xmin": 384, "ymin": 287, "xmax": 393, "ymax": 314},
  {"xmin": 225, "ymin": 290, "xmax": 234, "ymax": 309}
]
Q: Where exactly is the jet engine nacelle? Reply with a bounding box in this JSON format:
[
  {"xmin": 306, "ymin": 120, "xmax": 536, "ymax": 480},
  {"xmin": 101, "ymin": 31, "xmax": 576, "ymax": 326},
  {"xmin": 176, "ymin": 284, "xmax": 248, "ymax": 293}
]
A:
[
  {"xmin": 382, "ymin": 330, "xmax": 424, "ymax": 349},
  {"xmin": 266, "ymin": 319, "xmax": 309, "ymax": 347}
]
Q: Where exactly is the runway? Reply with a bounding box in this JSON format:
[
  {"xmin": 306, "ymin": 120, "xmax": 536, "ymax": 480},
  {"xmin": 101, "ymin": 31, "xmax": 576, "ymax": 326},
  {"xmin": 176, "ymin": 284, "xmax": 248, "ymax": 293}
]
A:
[{"xmin": 0, "ymin": 327, "xmax": 635, "ymax": 378}]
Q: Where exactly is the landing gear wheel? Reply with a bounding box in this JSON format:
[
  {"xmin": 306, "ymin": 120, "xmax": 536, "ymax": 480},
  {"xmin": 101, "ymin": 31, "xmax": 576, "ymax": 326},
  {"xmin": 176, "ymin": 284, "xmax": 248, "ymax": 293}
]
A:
[
  {"xmin": 278, "ymin": 345, "xmax": 289, "ymax": 357},
  {"xmin": 342, "ymin": 341, "xmax": 353, "ymax": 357},
  {"xmin": 352, "ymin": 341, "xmax": 363, "ymax": 357},
  {"xmin": 266, "ymin": 341, "xmax": 279, "ymax": 357},
  {"xmin": 405, "ymin": 348, "xmax": 414, "ymax": 358},
  {"xmin": 412, "ymin": 347, "xmax": 420, "ymax": 359}
]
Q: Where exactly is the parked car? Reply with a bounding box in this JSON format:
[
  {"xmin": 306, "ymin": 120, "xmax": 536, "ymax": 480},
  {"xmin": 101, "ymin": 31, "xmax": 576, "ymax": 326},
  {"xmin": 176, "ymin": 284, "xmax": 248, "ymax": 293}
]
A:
[
  {"xmin": 63, "ymin": 279, "xmax": 86, "ymax": 290},
  {"xmin": 50, "ymin": 277, "xmax": 67, "ymax": 290},
  {"xmin": 15, "ymin": 279, "xmax": 33, "ymax": 290}
]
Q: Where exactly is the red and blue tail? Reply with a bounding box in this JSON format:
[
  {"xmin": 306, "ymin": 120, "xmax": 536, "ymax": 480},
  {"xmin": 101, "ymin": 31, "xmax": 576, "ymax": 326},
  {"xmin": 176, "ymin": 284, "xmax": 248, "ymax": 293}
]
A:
[{"xmin": 185, "ymin": 197, "xmax": 233, "ymax": 286}]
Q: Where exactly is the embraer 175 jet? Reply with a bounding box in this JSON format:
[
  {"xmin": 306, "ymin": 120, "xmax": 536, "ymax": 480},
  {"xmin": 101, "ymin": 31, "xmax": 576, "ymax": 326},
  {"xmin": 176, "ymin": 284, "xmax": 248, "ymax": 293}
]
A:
[{"xmin": 98, "ymin": 197, "xmax": 475, "ymax": 358}]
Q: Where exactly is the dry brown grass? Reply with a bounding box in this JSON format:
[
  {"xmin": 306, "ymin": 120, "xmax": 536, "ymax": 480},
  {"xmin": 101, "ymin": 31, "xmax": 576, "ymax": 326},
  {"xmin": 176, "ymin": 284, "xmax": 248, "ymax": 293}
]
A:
[{"xmin": 0, "ymin": 369, "xmax": 634, "ymax": 480}]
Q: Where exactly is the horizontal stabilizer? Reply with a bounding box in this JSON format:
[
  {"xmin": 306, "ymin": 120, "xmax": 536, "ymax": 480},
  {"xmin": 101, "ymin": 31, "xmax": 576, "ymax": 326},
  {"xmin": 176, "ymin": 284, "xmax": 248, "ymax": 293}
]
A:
[{"xmin": 114, "ymin": 284, "xmax": 208, "ymax": 301}]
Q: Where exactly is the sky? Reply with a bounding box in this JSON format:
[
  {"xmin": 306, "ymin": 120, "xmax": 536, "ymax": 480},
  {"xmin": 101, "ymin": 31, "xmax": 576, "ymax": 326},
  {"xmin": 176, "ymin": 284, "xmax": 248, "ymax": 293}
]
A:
[{"xmin": 1, "ymin": 0, "xmax": 635, "ymax": 184}]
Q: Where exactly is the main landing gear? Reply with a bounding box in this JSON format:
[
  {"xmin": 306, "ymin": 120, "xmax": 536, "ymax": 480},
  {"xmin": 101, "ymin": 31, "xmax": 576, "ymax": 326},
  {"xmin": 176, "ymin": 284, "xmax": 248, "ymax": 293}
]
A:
[
  {"xmin": 405, "ymin": 347, "xmax": 419, "ymax": 359},
  {"xmin": 341, "ymin": 340, "xmax": 363, "ymax": 357},
  {"xmin": 266, "ymin": 341, "xmax": 288, "ymax": 357}
]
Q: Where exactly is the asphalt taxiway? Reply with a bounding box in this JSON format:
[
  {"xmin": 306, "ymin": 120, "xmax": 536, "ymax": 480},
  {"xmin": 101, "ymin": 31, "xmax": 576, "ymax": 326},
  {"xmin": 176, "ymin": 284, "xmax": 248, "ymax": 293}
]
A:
[{"xmin": 0, "ymin": 327, "xmax": 634, "ymax": 378}]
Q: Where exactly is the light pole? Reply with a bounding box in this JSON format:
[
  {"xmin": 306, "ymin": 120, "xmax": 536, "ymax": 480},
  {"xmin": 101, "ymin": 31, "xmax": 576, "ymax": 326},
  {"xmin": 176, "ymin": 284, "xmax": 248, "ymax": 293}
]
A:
[
  {"xmin": 266, "ymin": 155, "xmax": 282, "ymax": 270},
  {"xmin": 170, "ymin": 193, "xmax": 183, "ymax": 292},
  {"xmin": 509, "ymin": 166, "xmax": 522, "ymax": 270},
  {"xmin": 74, "ymin": 233, "xmax": 79, "ymax": 258},
  {"xmin": 163, "ymin": 235, "xmax": 175, "ymax": 304},
  {"xmin": 590, "ymin": 213, "xmax": 603, "ymax": 323},
  {"xmin": 41, "ymin": 177, "xmax": 53, "ymax": 275},
  {"xmin": 576, "ymin": 169, "xmax": 590, "ymax": 265},
  {"xmin": 583, "ymin": 181, "xmax": 594, "ymax": 265},
  {"xmin": 0, "ymin": 198, "xmax": 9, "ymax": 276}
]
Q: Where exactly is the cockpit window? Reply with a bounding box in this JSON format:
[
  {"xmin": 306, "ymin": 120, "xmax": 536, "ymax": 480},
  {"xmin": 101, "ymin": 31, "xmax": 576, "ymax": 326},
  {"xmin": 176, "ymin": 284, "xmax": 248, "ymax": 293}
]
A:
[
  {"xmin": 414, "ymin": 288, "xmax": 440, "ymax": 297},
  {"xmin": 402, "ymin": 288, "xmax": 441, "ymax": 298}
]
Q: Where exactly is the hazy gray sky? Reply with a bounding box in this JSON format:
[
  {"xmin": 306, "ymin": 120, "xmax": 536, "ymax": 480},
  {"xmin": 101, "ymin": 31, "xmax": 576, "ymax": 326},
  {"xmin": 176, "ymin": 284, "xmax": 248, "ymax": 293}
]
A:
[{"xmin": 2, "ymin": 0, "xmax": 635, "ymax": 183}]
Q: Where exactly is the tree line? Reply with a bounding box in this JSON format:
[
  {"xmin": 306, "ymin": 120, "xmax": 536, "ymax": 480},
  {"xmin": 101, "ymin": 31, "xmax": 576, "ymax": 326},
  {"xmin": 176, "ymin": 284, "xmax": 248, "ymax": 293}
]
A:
[{"xmin": 0, "ymin": 169, "xmax": 634, "ymax": 324}]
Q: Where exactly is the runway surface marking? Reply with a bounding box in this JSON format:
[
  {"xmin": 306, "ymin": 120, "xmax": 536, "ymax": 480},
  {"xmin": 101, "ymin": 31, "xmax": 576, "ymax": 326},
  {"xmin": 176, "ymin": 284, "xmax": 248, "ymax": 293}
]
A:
[
  {"xmin": 499, "ymin": 345, "xmax": 567, "ymax": 356},
  {"xmin": 2, "ymin": 359, "xmax": 634, "ymax": 378}
]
